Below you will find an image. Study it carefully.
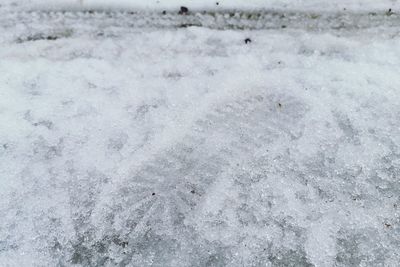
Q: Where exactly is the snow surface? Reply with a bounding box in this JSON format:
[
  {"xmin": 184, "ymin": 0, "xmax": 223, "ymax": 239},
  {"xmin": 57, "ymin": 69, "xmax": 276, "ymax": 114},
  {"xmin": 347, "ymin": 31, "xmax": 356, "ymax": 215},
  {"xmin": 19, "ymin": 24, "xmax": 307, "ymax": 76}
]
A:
[
  {"xmin": 1, "ymin": 2, "xmax": 400, "ymax": 267},
  {"xmin": 2, "ymin": 0, "xmax": 400, "ymax": 12}
]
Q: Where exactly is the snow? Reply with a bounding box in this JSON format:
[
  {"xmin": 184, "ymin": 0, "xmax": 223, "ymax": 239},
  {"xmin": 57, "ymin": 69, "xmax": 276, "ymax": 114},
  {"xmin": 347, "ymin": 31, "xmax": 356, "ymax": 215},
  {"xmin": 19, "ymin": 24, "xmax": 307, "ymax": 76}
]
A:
[
  {"xmin": 1, "ymin": 2, "xmax": 400, "ymax": 267},
  {"xmin": 2, "ymin": 0, "xmax": 400, "ymax": 12}
]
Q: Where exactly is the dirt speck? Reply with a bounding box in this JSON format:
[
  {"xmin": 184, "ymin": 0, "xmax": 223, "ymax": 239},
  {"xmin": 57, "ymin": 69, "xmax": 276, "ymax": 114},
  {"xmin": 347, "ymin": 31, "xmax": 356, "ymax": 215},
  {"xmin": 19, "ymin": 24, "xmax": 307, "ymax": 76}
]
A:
[
  {"xmin": 179, "ymin": 6, "xmax": 189, "ymax": 15},
  {"xmin": 386, "ymin": 8, "xmax": 394, "ymax": 16}
]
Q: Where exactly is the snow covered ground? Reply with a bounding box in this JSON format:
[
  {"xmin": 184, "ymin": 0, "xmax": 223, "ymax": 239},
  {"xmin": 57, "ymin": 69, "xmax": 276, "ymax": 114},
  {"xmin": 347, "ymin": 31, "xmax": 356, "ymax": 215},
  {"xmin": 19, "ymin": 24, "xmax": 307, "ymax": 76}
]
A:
[
  {"xmin": 1, "ymin": 1, "xmax": 400, "ymax": 267},
  {"xmin": 1, "ymin": 0, "xmax": 400, "ymax": 12}
]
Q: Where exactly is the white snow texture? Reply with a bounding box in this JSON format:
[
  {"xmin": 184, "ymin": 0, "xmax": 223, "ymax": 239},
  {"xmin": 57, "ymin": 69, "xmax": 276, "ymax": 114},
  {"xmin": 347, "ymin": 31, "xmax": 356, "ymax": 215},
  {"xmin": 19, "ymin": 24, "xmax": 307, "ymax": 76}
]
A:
[
  {"xmin": 0, "ymin": 1, "xmax": 400, "ymax": 267},
  {"xmin": 2, "ymin": 0, "xmax": 400, "ymax": 11}
]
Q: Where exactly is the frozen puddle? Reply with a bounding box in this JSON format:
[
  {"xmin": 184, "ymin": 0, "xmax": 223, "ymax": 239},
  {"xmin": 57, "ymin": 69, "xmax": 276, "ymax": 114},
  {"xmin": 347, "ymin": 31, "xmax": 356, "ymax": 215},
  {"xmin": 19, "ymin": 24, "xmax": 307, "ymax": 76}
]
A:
[{"xmin": 0, "ymin": 6, "xmax": 400, "ymax": 267}]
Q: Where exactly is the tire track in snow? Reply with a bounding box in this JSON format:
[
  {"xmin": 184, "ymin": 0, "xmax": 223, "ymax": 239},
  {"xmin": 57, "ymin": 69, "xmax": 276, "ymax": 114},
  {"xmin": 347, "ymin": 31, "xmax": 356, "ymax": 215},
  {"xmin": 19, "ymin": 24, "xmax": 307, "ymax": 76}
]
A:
[{"xmin": 1, "ymin": 10, "xmax": 400, "ymax": 42}]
